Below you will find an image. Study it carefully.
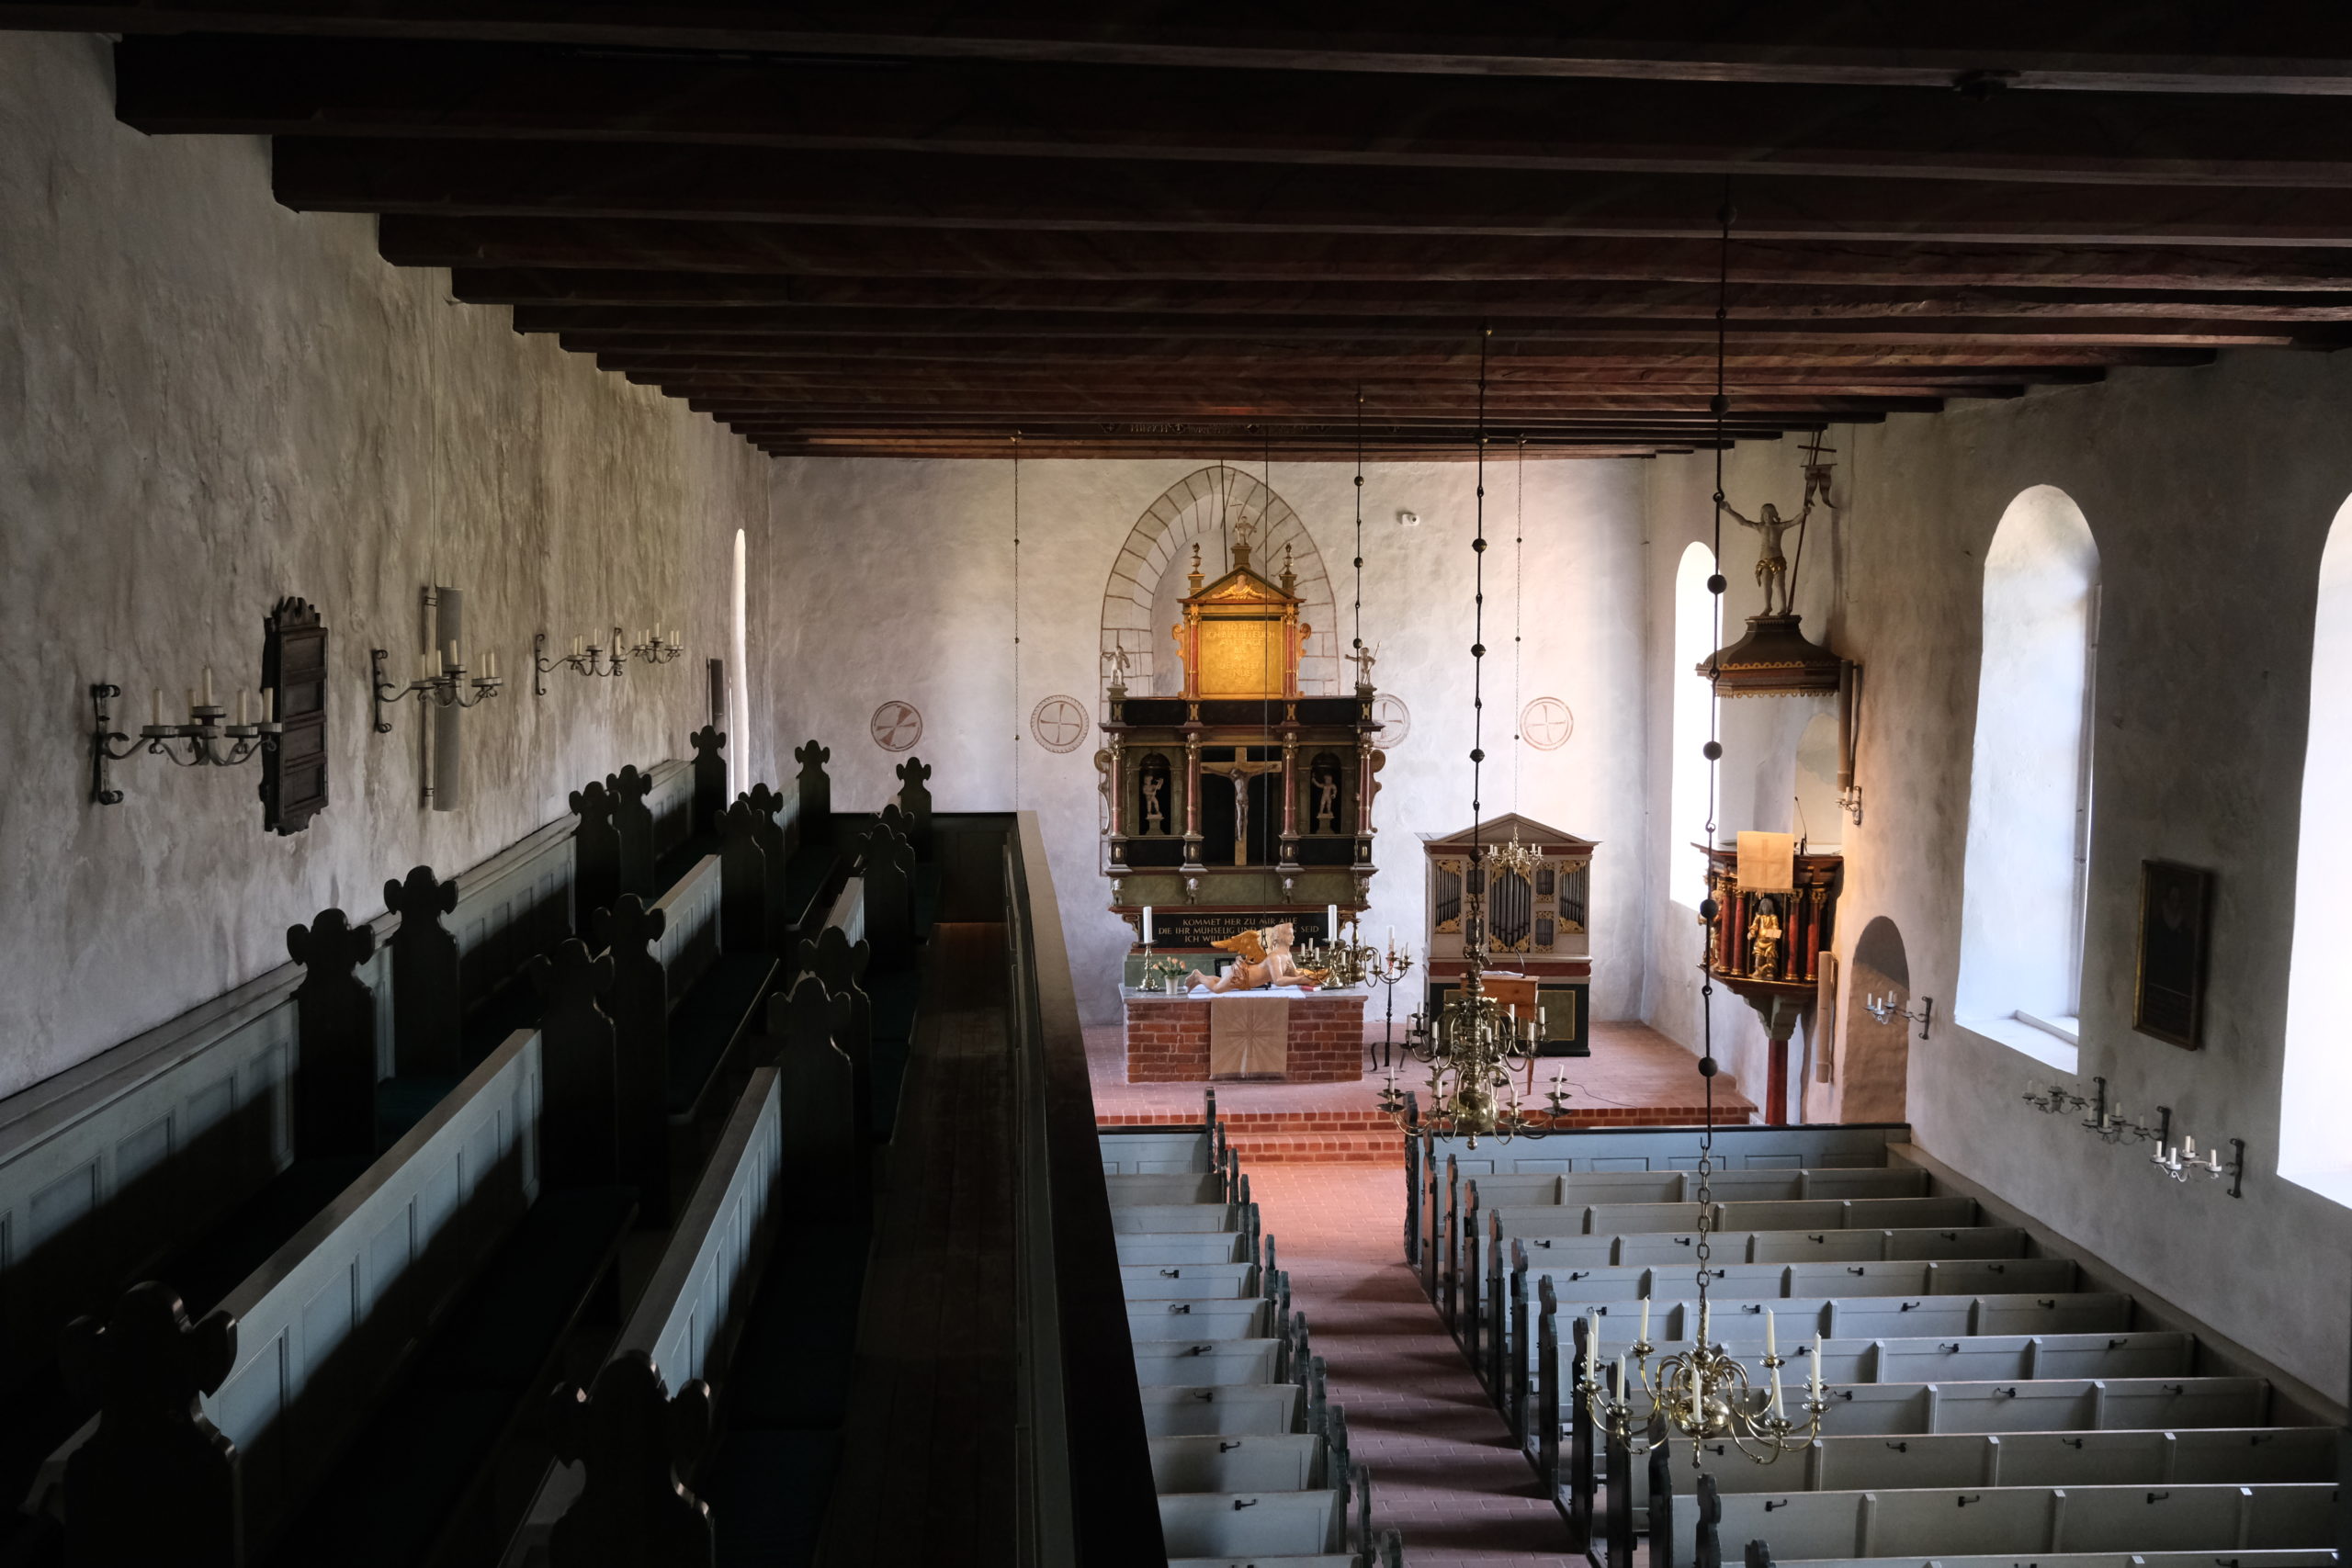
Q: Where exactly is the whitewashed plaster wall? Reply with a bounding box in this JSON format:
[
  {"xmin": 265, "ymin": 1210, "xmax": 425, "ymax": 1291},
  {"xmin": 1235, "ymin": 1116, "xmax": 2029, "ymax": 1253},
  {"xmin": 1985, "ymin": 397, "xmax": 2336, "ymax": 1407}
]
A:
[
  {"xmin": 1639, "ymin": 354, "xmax": 2352, "ymax": 1404},
  {"xmin": 763, "ymin": 455, "xmax": 1651, "ymax": 1028},
  {"xmin": 0, "ymin": 33, "xmax": 769, "ymax": 1101}
]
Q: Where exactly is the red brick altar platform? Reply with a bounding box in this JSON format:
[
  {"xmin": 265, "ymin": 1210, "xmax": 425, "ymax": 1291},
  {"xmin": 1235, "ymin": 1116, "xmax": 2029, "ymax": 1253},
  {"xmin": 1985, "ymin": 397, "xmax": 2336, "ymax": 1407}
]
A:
[
  {"xmin": 1123, "ymin": 990, "xmax": 1366, "ymax": 1083},
  {"xmin": 1090, "ymin": 1020, "xmax": 1755, "ymax": 1163}
]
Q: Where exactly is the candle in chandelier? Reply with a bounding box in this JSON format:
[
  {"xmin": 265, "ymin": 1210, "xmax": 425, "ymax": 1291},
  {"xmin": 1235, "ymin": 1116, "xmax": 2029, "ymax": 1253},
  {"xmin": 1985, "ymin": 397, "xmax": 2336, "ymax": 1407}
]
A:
[
  {"xmin": 1811, "ymin": 1334, "xmax": 1825, "ymax": 1400},
  {"xmin": 1770, "ymin": 1351, "xmax": 1785, "ymax": 1418},
  {"xmin": 151, "ymin": 688, "xmax": 162, "ymax": 727},
  {"xmin": 1765, "ymin": 1307, "xmax": 1776, "ymax": 1358},
  {"xmin": 186, "ymin": 686, "xmax": 198, "ymax": 717},
  {"xmin": 1584, "ymin": 1315, "xmax": 1598, "ymax": 1384},
  {"xmin": 262, "ymin": 686, "xmax": 275, "ymax": 722},
  {"xmin": 237, "ymin": 690, "xmax": 249, "ymax": 726},
  {"xmin": 202, "ymin": 666, "xmax": 215, "ymax": 706},
  {"xmin": 1638, "ymin": 1296, "xmax": 1651, "ymax": 1348},
  {"xmin": 1615, "ymin": 1353, "xmax": 1627, "ymax": 1402}
]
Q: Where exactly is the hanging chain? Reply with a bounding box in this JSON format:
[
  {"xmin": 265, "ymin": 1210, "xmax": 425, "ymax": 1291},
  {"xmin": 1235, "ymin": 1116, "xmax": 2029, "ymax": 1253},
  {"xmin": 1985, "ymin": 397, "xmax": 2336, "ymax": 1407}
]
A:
[
  {"xmin": 1469, "ymin": 329, "xmax": 1490, "ymax": 895},
  {"xmin": 1352, "ymin": 384, "xmax": 1364, "ymax": 668},
  {"xmin": 1513, "ymin": 434, "xmax": 1524, "ymax": 814},
  {"xmin": 1695, "ymin": 191, "xmax": 1734, "ymax": 1300},
  {"xmin": 1012, "ymin": 431, "xmax": 1022, "ymax": 809}
]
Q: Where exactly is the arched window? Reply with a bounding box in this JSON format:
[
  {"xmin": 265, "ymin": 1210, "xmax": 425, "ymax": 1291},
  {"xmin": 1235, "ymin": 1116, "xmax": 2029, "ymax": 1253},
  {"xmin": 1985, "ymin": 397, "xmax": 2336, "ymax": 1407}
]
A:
[
  {"xmin": 1669, "ymin": 542, "xmax": 1717, "ymax": 906},
  {"xmin": 2280, "ymin": 496, "xmax": 2352, "ymax": 1200},
  {"xmin": 1957, "ymin": 486, "xmax": 2100, "ymax": 1068}
]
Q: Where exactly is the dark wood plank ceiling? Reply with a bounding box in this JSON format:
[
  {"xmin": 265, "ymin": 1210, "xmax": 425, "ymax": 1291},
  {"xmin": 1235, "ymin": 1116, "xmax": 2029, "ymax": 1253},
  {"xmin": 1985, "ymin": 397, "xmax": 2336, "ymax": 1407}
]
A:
[{"xmin": 17, "ymin": 5, "xmax": 2352, "ymax": 458}]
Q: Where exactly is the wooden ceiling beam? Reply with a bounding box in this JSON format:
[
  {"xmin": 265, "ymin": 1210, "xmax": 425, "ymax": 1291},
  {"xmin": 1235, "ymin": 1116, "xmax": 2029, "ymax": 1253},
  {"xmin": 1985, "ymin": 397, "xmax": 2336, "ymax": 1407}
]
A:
[
  {"xmin": 457, "ymin": 272, "xmax": 2352, "ymax": 321},
  {"xmin": 624, "ymin": 364, "xmax": 2094, "ymax": 389},
  {"xmin": 392, "ymin": 223, "xmax": 2352, "ymax": 293},
  {"xmin": 506, "ymin": 304, "xmax": 2337, "ymax": 348},
  {"xmin": 572, "ymin": 337, "xmax": 2213, "ymax": 369},
  {"xmin": 113, "ymin": 36, "xmax": 2352, "ymax": 188},
  {"xmin": 273, "ymin": 138, "xmax": 2352, "ymax": 246},
  {"xmin": 18, "ymin": 5, "xmax": 2352, "ymax": 94}
]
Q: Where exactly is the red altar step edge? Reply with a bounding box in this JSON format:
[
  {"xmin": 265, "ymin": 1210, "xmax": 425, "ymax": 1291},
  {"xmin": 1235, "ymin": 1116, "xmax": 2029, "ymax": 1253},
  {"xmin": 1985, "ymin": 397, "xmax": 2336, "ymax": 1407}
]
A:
[{"xmin": 1096, "ymin": 1104, "xmax": 1732, "ymax": 1165}]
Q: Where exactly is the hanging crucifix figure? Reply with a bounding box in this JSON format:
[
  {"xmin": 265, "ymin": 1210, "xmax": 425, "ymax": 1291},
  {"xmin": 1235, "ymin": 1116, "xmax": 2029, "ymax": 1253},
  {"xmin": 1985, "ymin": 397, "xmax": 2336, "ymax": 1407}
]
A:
[{"xmin": 1717, "ymin": 492, "xmax": 1815, "ymax": 617}]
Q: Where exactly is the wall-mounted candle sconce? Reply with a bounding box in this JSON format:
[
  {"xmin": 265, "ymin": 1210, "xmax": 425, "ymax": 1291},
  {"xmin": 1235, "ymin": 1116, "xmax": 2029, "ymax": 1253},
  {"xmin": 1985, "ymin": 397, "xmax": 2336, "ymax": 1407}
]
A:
[
  {"xmin": 370, "ymin": 644, "xmax": 503, "ymax": 733},
  {"xmin": 1862, "ymin": 990, "xmax": 1933, "ymax": 1040},
  {"xmin": 2151, "ymin": 1131, "xmax": 2245, "ymax": 1197},
  {"xmin": 534, "ymin": 626, "xmax": 684, "ymax": 694},
  {"xmin": 89, "ymin": 673, "xmax": 281, "ymax": 805}
]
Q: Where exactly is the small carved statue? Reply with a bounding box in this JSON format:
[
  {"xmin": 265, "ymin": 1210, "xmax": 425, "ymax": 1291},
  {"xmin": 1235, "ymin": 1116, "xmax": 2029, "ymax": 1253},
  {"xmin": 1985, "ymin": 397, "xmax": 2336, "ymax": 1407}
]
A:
[
  {"xmin": 1718, "ymin": 496, "xmax": 1814, "ymax": 617},
  {"xmin": 1186, "ymin": 921, "xmax": 1329, "ymax": 994},
  {"xmin": 1747, "ymin": 897, "xmax": 1783, "ymax": 981},
  {"xmin": 1311, "ymin": 767, "xmax": 1340, "ymax": 833},
  {"xmin": 1141, "ymin": 771, "xmax": 1167, "ymax": 834},
  {"xmin": 1347, "ymin": 642, "xmax": 1378, "ymax": 688}
]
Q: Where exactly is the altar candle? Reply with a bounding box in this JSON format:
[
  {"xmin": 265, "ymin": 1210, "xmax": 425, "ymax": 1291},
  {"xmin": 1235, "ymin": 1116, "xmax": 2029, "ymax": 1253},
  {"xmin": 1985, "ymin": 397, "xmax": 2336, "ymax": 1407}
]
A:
[
  {"xmin": 1327, "ymin": 904, "xmax": 1338, "ymax": 938},
  {"xmin": 1142, "ymin": 906, "xmax": 1154, "ymax": 944},
  {"xmin": 262, "ymin": 686, "xmax": 275, "ymax": 721},
  {"xmin": 202, "ymin": 666, "xmax": 214, "ymax": 705}
]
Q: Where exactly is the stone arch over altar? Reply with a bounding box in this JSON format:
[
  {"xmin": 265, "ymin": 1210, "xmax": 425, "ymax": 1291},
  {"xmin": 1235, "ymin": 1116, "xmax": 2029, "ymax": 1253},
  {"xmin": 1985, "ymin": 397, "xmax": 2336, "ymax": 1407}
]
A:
[{"xmin": 1099, "ymin": 466, "xmax": 1341, "ymax": 705}]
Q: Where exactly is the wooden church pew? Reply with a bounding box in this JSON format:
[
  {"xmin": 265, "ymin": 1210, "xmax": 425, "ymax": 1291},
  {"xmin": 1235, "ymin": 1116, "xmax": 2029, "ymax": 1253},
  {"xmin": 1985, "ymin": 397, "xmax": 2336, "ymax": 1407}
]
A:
[
  {"xmin": 1408, "ymin": 1122, "xmax": 1919, "ymax": 1274},
  {"xmin": 27, "ymin": 1020, "xmax": 633, "ymax": 1566},
  {"xmin": 1671, "ymin": 1479, "xmax": 2341, "ymax": 1568},
  {"xmin": 1109, "ymin": 1110, "xmax": 1382, "ymax": 1568},
  {"xmin": 503, "ymin": 991, "xmax": 864, "ymax": 1564}
]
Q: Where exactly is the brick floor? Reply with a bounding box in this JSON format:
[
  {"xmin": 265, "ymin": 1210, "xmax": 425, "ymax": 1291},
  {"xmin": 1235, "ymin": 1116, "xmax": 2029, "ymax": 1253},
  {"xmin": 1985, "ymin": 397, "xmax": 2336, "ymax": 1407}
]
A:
[
  {"xmin": 1248, "ymin": 1163, "xmax": 1582, "ymax": 1568},
  {"xmin": 1089, "ymin": 1018, "xmax": 1754, "ymax": 1162}
]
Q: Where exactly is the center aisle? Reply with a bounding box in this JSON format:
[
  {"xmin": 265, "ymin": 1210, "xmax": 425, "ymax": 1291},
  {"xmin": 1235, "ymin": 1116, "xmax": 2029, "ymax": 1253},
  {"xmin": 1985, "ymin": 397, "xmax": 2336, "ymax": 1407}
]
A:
[{"xmin": 1247, "ymin": 1165, "xmax": 1578, "ymax": 1568}]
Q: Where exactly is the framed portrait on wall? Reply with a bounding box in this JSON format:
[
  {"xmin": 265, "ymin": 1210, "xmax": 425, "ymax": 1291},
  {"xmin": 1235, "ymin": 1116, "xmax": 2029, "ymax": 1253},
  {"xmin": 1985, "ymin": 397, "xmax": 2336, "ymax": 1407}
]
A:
[{"xmin": 2133, "ymin": 860, "xmax": 2212, "ymax": 1049}]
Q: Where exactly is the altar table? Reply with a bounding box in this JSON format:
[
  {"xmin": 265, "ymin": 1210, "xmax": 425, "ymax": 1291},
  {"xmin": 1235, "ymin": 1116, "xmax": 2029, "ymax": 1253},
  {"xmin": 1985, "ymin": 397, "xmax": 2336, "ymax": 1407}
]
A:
[{"xmin": 1122, "ymin": 987, "xmax": 1366, "ymax": 1083}]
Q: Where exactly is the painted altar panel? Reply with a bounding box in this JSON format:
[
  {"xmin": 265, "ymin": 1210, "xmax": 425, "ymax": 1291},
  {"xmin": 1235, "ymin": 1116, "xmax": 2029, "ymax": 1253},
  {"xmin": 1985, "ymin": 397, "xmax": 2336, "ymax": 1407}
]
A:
[{"xmin": 1196, "ymin": 616, "xmax": 1285, "ymax": 700}]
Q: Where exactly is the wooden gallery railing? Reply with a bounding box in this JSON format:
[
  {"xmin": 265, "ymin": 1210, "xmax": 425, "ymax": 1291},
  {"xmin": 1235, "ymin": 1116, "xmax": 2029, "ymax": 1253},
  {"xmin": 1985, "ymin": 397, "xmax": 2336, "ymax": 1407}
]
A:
[{"xmin": 1007, "ymin": 810, "xmax": 1170, "ymax": 1567}]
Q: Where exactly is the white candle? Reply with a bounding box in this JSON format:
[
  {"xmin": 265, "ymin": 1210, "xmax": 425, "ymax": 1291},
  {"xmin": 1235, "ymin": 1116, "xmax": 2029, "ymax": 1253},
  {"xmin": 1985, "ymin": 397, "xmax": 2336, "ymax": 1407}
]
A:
[
  {"xmin": 1615, "ymin": 1353, "xmax": 1628, "ymax": 1399},
  {"xmin": 1765, "ymin": 1307, "xmax": 1777, "ymax": 1357},
  {"xmin": 1585, "ymin": 1316, "xmax": 1599, "ymax": 1383},
  {"xmin": 150, "ymin": 688, "xmax": 162, "ymax": 727},
  {"xmin": 202, "ymin": 666, "xmax": 214, "ymax": 705},
  {"xmin": 1327, "ymin": 904, "xmax": 1338, "ymax": 937},
  {"xmin": 186, "ymin": 685, "xmax": 198, "ymax": 716},
  {"xmin": 1638, "ymin": 1296, "xmax": 1651, "ymax": 1346},
  {"xmin": 1143, "ymin": 906, "xmax": 1154, "ymax": 944},
  {"xmin": 1770, "ymin": 1356, "xmax": 1785, "ymax": 1416},
  {"xmin": 237, "ymin": 690, "xmax": 249, "ymax": 725},
  {"xmin": 1811, "ymin": 1334, "xmax": 1825, "ymax": 1398},
  {"xmin": 262, "ymin": 686, "xmax": 276, "ymax": 721},
  {"xmin": 418, "ymin": 651, "xmax": 432, "ymax": 682},
  {"xmin": 574, "ymin": 635, "xmax": 584, "ymax": 658}
]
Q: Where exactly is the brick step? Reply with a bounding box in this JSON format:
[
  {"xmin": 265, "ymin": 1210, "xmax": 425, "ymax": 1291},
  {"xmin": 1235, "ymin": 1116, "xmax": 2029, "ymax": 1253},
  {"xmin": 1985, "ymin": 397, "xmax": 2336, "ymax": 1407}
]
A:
[{"xmin": 1224, "ymin": 1133, "xmax": 1404, "ymax": 1165}]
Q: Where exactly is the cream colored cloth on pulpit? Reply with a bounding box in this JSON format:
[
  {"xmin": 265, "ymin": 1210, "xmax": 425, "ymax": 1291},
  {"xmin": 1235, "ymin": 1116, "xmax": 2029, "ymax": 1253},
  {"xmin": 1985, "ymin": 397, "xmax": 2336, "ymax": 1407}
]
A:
[
  {"xmin": 1736, "ymin": 830, "xmax": 1796, "ymax": 893},
  {"xmin": 1210, "ymin": 996, "xmax": 1291, "ymax": 1077}
]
